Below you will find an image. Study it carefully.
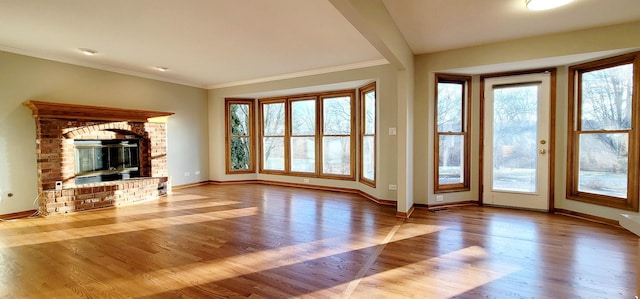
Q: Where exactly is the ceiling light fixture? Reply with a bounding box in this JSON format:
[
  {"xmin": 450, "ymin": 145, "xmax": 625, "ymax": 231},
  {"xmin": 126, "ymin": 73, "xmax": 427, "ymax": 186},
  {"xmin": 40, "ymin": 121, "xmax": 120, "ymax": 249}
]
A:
[
  {"xmin": 154, "ymin": 66, "xmax": 169, "ymax": 72},
  {"xmin": 525, "ymin": 0, "xmax": 573, "ymax": 10},
  {"xmin": 78, "ymin": 48, "xmax": 98, "ymax": 56}
]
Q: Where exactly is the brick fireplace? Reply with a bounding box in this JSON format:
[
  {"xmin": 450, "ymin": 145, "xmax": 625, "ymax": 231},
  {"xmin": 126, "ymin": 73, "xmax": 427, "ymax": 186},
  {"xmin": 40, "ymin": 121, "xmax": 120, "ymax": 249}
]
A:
[{"xmin": 24, "ymin": 101, "xmax": 174, "ymax": 215}]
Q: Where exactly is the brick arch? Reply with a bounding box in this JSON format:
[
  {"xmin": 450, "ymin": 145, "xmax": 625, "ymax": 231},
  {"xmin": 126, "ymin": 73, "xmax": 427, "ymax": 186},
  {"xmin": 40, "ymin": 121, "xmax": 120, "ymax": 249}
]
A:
[{"xmin": 63, "ymin": 122, "xmax": 146, "ymax": 139}]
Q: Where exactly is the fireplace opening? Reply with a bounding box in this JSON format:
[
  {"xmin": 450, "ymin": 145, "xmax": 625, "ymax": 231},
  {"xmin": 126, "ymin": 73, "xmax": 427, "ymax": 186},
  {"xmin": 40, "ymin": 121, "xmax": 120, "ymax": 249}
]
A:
[{"xmin": 75, "ymin": 139, "xmax": 141, "ymax": 184}]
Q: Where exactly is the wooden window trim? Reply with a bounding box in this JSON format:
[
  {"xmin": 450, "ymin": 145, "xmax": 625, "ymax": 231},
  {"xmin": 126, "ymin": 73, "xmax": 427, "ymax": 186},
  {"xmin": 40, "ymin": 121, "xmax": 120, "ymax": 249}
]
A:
[
  {"xmin": 289, "ymin": 96, "xmax": 319, "ymax": 176},
  {"xmin": 567, "ymin": 52, "xmax": 640, "ymax": 211},
  {"xmin": 320, "ymin": 91, "xmax": 356, "ymax": 180},
  {"xmin": 259, "ymin": 98, "xmax": 288, "ymax": 174},
  {"xmin": 434, "ymin": 74, "xmax": 471, "ymax": 193},
  {"xmin": 359, "ymin": 82, "xmax": 376, "ymax": 187},
  {"xmin": 225, "ymin": 98, "xmax": 255, "ymax": 174},
  {"xmin": 258, "ymin": 89, "xmax": 356, "ymax": 181}
]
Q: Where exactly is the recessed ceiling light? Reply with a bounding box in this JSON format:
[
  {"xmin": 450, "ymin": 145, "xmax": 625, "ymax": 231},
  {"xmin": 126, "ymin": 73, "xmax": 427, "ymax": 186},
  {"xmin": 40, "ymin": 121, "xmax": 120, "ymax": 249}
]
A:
[
  {"xmin": 154, "ymin": 66, "xmax": 169, "ymax": 72},
  {"xmin": 78, "ymin": 48, "xmax": 98, "ymax": 56},
  {"xmin": 525, "ymin": 0, "xmax": 573, "ymax": 10}
]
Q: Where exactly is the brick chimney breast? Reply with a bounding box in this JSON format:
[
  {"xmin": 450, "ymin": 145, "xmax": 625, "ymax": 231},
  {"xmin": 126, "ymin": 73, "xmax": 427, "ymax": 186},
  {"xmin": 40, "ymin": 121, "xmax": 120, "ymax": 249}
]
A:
[{"xmin": 23, "ymin": 101, "xmax": 174, "ymax": 215}]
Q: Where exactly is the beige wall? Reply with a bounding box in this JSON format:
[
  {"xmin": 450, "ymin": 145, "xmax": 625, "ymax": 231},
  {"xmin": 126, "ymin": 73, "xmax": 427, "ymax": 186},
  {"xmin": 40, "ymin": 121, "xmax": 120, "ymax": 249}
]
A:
[
  {"xmin": 4, "ymin": 19, "xmax": 639, "ymax": 221},
  {"xmin": 208, "ymin": 64, "xmax": 399, "ymax": 201},
  {"xmin": 329, "ymin": 0, "xmax": 415, "ymax": 213},
  {"xmin": 0, "ymin": 51, "xmax": 209, "ymax": 215},
  {"xmin": 414, "ymin": 20, "xmax": 640, "ymax": 220}
]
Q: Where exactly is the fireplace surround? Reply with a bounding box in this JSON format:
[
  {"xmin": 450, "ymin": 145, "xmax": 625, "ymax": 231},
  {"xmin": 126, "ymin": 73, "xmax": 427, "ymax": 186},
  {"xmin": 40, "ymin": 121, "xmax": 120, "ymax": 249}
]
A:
[{"xmin": 24, "ymin": 100, "xmax": 174, "ymax": 215}]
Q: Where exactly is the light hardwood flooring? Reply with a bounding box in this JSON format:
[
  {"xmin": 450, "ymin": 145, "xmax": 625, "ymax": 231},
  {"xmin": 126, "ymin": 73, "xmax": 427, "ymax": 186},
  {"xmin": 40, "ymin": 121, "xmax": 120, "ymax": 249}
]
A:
[{"xmin": 0, "ymin": 184, "xmax": 637, "ymax": 298}]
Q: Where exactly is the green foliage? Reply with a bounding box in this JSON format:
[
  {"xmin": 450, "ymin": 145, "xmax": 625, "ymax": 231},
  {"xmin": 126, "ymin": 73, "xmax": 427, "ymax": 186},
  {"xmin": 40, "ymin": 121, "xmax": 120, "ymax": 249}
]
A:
[
  {"xmin": 230, "ymin": 137, "xmax": 249, "ymax": 169},
  {"xmin": 230, "ymin": 104, "xmax": 250, "ymax": 170}
]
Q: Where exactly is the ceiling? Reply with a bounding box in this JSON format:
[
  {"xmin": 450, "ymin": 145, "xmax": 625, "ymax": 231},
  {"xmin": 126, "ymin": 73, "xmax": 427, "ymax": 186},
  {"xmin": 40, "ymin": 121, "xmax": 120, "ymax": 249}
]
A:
[
  {"xmin": 382, "ymin": 0, "xmax": 640, "ymax": 54},
  {"xmin": 1, "ymin": 0, "xmax": 639, "ymax": 89}
]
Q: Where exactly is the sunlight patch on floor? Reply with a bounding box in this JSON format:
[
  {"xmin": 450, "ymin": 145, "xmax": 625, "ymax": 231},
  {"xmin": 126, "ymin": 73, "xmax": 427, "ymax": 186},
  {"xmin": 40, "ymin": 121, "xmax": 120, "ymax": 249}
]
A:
[
  {"xmin": 351, "ymin": 245, "xmax": 521, "ymax": 298},
  {"xmin": 0, "ymin": 199, "xmax": 241, "ymax": 231},
  {"xmin": 77, "ymin": 232, "xmax": 397, "ymax": 298},
  {"xmin": 158, "ymin": 193, "xmax": 215, "ymax": 203},
  {"xmin": 0, "ymin": 207, "xmax": 257, "ymax": 248},
  {"xmin": 389, "ymin": 222, "xmax": 449, "ymax": 242}
]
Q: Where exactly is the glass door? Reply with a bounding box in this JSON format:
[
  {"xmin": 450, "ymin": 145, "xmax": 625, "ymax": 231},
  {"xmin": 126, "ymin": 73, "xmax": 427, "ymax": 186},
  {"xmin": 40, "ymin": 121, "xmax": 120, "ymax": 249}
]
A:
[{"xmin": 483, "ymin": 73, "xmax": 550, "ymax": 211}]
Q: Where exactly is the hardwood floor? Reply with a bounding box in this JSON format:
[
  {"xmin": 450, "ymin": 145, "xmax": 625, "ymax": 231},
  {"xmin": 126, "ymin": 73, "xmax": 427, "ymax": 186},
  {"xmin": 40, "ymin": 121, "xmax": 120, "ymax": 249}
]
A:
[{"xmin": 0, "ymin": 183, "xmax": 637, "ymax": 298}]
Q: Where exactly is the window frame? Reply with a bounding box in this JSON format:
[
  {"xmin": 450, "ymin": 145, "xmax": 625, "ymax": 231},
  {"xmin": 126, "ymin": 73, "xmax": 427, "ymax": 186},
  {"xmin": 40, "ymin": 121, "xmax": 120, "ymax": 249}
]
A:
[
  {"xmin": 434, "ymin": 74, "xmax": 471, "ymax": 193},
  {"xmin": 258, "ymin": 89, "xmax": 356, "ymax": 180},
  {"xmin": 567, "ymin": 52, "xmax": 640, "ymax": 211},
  {"xmin": 319, "ymin": 91, "xmax": 356, "ymax": 179},
  {"xmin": 289, "ymin": 96, "xmax": 319, "ymax": 175},
  {"xmin": 225, "ymin": 98, "xmax": 255, "ymax": 174},
  {"xmin": 359, "ymin": 82, "xmax": 376, "ymax": 187},
  {"xmin": 259, "ymin": 98, "xmax": 288, "ymax": 174}
]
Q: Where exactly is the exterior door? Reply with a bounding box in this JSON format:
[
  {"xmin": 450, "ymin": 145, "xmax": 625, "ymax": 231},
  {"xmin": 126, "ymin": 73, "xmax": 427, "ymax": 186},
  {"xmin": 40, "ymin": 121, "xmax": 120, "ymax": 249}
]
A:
[{"xmin": 483, "ymin": 73, "xmax": 550, "ymax": 211}]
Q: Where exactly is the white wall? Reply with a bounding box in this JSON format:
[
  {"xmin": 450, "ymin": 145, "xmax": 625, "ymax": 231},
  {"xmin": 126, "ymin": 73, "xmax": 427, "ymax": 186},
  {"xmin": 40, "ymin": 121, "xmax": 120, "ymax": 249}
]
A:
[{"xmin": 0, "ymin": 51, "xmax": 209, "ymax": 215}]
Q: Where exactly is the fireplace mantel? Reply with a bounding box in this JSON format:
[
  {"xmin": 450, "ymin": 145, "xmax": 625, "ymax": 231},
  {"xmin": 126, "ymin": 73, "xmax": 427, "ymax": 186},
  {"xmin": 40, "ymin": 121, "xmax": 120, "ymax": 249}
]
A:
[{"xmin": 24, "ymin": 100, "xmax": 174, "ymax": 123}]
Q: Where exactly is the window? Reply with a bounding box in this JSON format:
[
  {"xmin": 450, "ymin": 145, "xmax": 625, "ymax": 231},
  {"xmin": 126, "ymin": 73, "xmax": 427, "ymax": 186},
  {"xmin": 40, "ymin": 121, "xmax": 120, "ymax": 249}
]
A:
[
  {"xmin": 225, "ymin": 99, "xmax": 255, "ymax": 174},
  {"xmin": 290, "ymin": 97, "xmax": 317, "ymax": 174},
  {"xmin": 261, "ymin": 100, "xmax": 286, "ymax": 172},
  {"xmin": 567, "ymin": 52, "xmax": 639, "ymax": 211},
  {"xmin": 359, "ymin": 82, "xmax": 376, "ymax": 187},
  {"xmin": 321, "ymin": 93, "xmax": 354, "ymax": 177},
  {"xmin": 259, "ymin": 90, "xmax": 355, "ymax": 179},
  {"xmin": 435, "ymin": 74, "xmax": 471, "ymax": 192}
]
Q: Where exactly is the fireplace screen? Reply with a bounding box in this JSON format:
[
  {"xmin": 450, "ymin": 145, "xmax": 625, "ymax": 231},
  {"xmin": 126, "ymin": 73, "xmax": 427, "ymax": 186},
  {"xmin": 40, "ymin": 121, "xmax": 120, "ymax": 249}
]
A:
[{"xmin": 75, "ymin": 139, "xmax": 140, "ymax": 184}]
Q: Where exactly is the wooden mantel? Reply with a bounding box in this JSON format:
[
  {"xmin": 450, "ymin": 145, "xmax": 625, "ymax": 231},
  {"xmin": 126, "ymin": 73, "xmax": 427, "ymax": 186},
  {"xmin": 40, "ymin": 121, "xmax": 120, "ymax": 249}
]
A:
[{"xmin": 23, "ymin": 100, "xmax": 174, "ymax": 123}]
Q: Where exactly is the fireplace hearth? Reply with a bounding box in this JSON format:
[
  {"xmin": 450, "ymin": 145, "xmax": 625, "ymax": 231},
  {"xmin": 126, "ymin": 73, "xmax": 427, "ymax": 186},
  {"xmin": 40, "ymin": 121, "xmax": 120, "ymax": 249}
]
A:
[{"xmin": 24, "ymin": 100, "xmax": 174, "ymax": 215}]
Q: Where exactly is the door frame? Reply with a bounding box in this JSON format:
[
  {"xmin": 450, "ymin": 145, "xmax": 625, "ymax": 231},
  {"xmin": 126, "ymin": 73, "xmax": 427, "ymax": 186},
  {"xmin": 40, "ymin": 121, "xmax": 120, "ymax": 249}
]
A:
[{"xmin": 479, "ymin": 68, "xmax": 557, "ymax": 212}]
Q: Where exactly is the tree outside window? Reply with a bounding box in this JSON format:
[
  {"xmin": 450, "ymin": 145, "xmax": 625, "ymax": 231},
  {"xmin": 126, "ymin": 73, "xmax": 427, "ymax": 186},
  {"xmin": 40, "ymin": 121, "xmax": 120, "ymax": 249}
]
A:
[
  {"xmin": 291, "ymin": 98, "xmax": 317, "ymax": 173},
  {"xmin": 322, "ymin": 95, "xmax": 353, "ymax": 176},
  {"xmin": 259, "ymin": 90, "xmax": 355, "ymax": 179},
  {"xmin": 225, "ymin": 99, "xmax": 254, "ymax": 174},
  {"xmin": 491, "ymin": 84, "xmax": 539, "ymax": 192},
  {"xmin": 568, "ymin": 52, "xmax": 639, "ymax": 211},
  {"xmin": 360, "ymin": 82, "xmax": 376, "ymax": 187},
  {"xmin": 262, "ymin": 101, "xmax": 286, "ymax": 172},
  {"xmin": 435, "ymin": 74, "xmax": 471, "ymax": 193}
]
